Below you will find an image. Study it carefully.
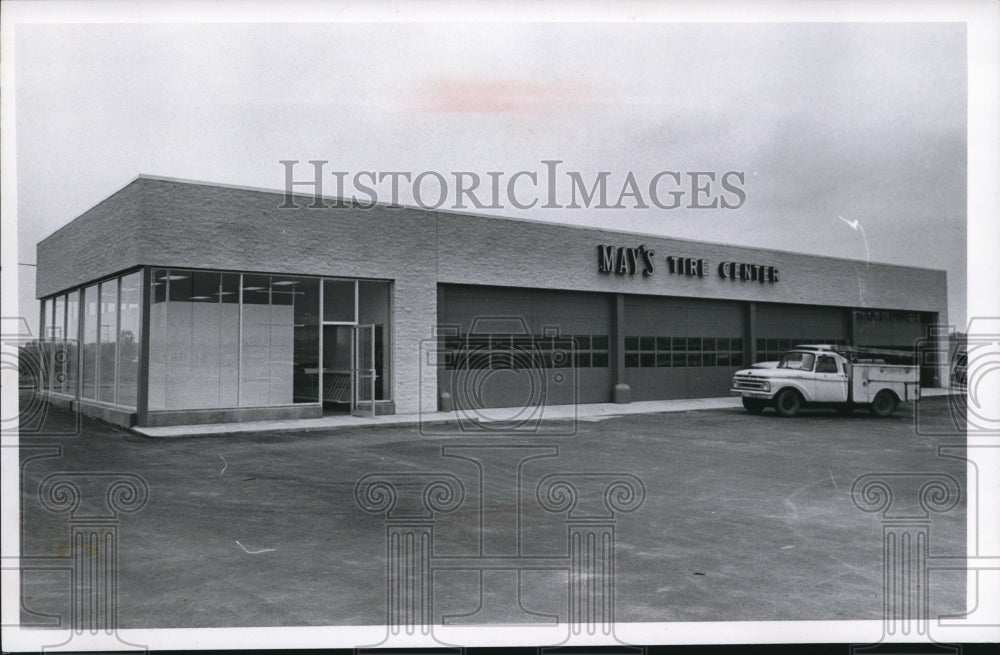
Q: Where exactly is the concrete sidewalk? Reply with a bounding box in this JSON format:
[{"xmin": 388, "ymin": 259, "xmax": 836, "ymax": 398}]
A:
[{"xmin": 131, "ymin": 387, "xmax": 957, "ymax": 438}]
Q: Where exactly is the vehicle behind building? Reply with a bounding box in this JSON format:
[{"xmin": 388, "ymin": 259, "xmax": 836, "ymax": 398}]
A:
[{"xmin": 951, "ymin": 348, "xmax": 967, "ymax": 390}]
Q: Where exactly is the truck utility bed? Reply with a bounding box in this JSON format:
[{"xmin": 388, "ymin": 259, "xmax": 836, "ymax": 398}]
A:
[{"xmin": 850, "ymin": 362, "xmax": 920, "ymax": 403}]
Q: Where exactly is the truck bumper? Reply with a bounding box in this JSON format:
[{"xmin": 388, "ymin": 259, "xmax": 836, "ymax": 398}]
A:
[{"xmin": 731, "ymin": 389, "xmax": 774, "ymax": 400}]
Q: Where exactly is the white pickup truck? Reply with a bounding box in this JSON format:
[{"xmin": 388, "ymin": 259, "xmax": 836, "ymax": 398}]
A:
[{"xmin": 730, "ymin": 345, "xmax": 919, "ymax": 417}]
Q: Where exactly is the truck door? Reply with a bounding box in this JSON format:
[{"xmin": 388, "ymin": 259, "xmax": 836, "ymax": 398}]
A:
[{"xmin": 813, "ymin": 354, "xmax": 849, "ymax": 402}]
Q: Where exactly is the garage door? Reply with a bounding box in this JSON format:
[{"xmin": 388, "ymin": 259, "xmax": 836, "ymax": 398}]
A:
[
  {"xmin": 853, "ymin": 309, "xmax": 937, "ymax": 385},
  {"xmin": 755, "ymin": 303, "xmax": 850, "ymax": 363},
  {"xmin": 438, "ymin": 285, "xmax": 613, "ymax": 410},
  {"xmin": 623, "ymin": 295, "xmax": 746, "ymax": 400}
]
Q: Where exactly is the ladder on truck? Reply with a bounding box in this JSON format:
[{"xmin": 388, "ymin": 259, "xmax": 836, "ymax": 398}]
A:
[{"xmin": 827, "ymin": 346, "xmax": 917, "ymax": 365}]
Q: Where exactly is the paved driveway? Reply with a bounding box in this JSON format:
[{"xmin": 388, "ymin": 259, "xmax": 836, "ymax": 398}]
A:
[{"xmin": 18, "ymin": 397, "xmax": 966, "ymax": 629}]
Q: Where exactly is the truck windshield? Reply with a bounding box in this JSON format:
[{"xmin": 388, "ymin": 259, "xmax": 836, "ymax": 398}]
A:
[{"xmin": 778, "ymin": 351, "xmax": 815, "ymax": 371}]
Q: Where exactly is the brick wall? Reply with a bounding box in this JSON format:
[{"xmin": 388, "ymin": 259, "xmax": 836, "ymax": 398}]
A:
[
  {"xmin": 434, "ymin": 212, "xmax": 947, "ymax": 315},
  {"xmin": 36, "ymin": 181, "xmax": 144, "ymax": 294}
]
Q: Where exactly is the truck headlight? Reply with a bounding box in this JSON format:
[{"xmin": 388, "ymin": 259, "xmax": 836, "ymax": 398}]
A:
[{"xmin": 763, "ymin": 381, "xmax": 771, "ymax": 392}]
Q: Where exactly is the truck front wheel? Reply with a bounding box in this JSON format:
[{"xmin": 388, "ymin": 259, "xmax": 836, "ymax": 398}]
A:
[
  {"xmin": 870, "ymin": 390, "xmax": 899, "ymax": 417},
  {"xmin": 742, "ymin": 398, "xmax": 766, "ymax": 414},
  {"xmin": 774, "ymin": 389, "xmax": 802, "ymax": 418}
]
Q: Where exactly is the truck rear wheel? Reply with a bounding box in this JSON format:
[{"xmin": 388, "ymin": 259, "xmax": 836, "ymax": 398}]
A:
[
  {"xmin": 742, "ymin": 398, "xmax": 766, "ymax": 414},
  {"xmin": 774, "ymin": 389, "xmax": 801, "ymax": 417},
  {"xmin": 870, "ymin": 390, "xmax": 899, "ymax": 417}
]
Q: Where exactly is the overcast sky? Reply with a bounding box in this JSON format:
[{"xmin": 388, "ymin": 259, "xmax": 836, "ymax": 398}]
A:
[{"xmin": 13, "ymin": 19, "xmax": 967, "ymax": 327}]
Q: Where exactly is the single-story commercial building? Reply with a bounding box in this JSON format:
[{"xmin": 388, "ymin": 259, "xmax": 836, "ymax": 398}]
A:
[{"xmin": 36, "ymin": 176, "xmax": 948, "ymax": 427}]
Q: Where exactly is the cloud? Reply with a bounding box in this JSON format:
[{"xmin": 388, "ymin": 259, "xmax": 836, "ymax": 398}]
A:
[{"xmin": 411, "ymin": 76, "xmax": 593, "ymax": 114}]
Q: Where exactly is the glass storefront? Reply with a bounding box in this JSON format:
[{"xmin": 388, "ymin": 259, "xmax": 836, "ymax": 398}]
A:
[
  {"xmin": 81, "ymin": 284, "xmax": 99, "ymax": 400},
  {"xmin": 147, "ymin": 268, "xmax": 390, "ymax": 412},
  {"xmin": 238, "ymin": 274, "xmax": 316, "ymax": 407},
  {"xmin": 54, "ymin": 274, "xmax": 141, "ymax": 408},
  {"xmin": 40, "ymin": 267, "xmax": 392, "ymax": 416},
  {"xmin": 149, "ymin": 269, "xmax": 242, "ymax": 410},
  {"xmin": 37, "ymin": 271, "xmax": 138, "ymax": 408},
  {"xmin": 42, "ymin": 298, "xmax": 55, "ymax": 337},
  {"xmin": 45, "ymin": 296, "xmax": 64, "ymax": 393},
  {"xmin": 292, "ymin": 278, "xmax": 322, "ymax": 403},
  {"xmin": 324, "ymin": 279, "xmax": 356, "ymax": 323},
  {"xmin": 117, "ymin": 272, "xmax": 142, "ymax": 408},
  {"xmin": 98, "ymin": 278, "xmax": 118, "ymax": 403},
  {"xmin": 358, "ymin": 280, "xmax": 391, "ymax": 402},
  {"xmin": 64, "ymin": 290, "xmax": 79, "ymax": 396},
  {"xmin": 52, "ymin": 296, "xmax": 65, "ymax": 339}
]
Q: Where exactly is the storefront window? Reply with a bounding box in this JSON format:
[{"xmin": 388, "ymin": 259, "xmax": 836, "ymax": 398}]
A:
[
  {"xmin": 98, "ymin": 279, "xmax": 119, "ymax": 403},
  {"xmin": 81, "ymin": 285, "xmax": 99, "ymax": 400},
  {"xmin": 64, "ymin": 290, "xmax": 80, "ymax": 396},
  {"xmin": 358, "ymin": 280, "xmax": 391, "ymax": 400},
  {"xmin": 149, "ymin": 269, "xmax": 240, "ymax": 410},
  {"xmin": 117, "ymin": 272, "xmax": 142, "ymax": 408},
  {"xmin": 42, "ymin": 298, "xmax": 55, "ymax": 337},
  {"xmin": 49, "ymin": 295, "xmax": 66, "ymax": 393},
  {"xmin": 293, "ymin": 277, "xmax": 321, "ymax": 403},
  {"xmin": 240, "ymin": 274, "xmax": 320, "ymax": 405},
  {"xmin": 218, "ymin": 273, "xmax": 241, "ymax": 406},
  {"xmin": 40, "ymin": 298, "xmax": 54, "ymax": 391},
  {"xmin": 241, "ymin": 275, "xmax": 290, "ymax": 405},
  {"xmin": 51, "ymin": 296, "xmax": 65, "ymax": 338},
  {"xmin": 149, "ymin": 269, "xmax": 322, "ymax": 410},
  {"xmin": 147, "ymin": 270, "xmax": 169, "ymax": 409},
  {"xmin": 323, "ymin": 279, "xmax": 355, "ymax": 323}
]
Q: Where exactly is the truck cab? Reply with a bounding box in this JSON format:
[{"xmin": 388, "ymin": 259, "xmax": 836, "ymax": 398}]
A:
[{"xmin": 730, "ymin": 345, "xmax": 919, "ymax": 418}]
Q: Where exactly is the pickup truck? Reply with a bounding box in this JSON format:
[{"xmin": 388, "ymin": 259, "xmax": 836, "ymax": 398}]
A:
[{"xmin": 730, "ymin": 344, "xmax": 919, "ymax": 417}]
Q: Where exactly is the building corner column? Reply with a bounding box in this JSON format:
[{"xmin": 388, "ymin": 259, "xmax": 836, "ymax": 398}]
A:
[
  {"xmin": 135, "ymin": 266, "xmax": 151, "ymax": 427},
  {"xmin": 612, "ymin": 293, "xmax": 630, "ymax": 403}
]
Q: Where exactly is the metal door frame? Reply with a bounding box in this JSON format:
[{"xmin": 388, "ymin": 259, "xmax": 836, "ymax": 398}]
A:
[
  {"xmin": 317, "ymin": 279, "xmax": 377, "ymax": 417},
  {"xmin": 319, "ymin": 279, "xmax": 358, "ymax": 410},
  {"xmin": 353, "ymin": 323, "xmax": 376, "ymax": 417}
]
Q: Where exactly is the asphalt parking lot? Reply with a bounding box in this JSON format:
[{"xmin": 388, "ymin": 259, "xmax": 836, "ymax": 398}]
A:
[{"xmin": 18, "ymin": 397, "xmax": 966, "ymax": 629}]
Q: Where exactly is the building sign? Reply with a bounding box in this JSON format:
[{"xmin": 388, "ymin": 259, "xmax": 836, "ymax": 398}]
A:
[
  {"xmin": 597, "ymin": 244, "xmax": 778, "ymax": 283},
  {"xmin": 597, "ymin": 245, "xmax": 656, "ymax": 276},
  {"xmin": 717, "ymin": 260, "xmax": 779, "ymax": 283},
  {"xmin": 854, "ymin": 310, "xmax": 924, "ymax": 323}
]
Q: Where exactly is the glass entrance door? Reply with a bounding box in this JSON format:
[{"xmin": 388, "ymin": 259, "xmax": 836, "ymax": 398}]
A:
[
  {"xmin": 353, "ymin": 324, "xmax": 376, "ymax": 417},
  {"xmin": 319, "ymin": 277, "xmax": 388, "ymax": 417},
  {"xmin": 321, "ymin": 324, "xmax": 353, "ymax": 412}
]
